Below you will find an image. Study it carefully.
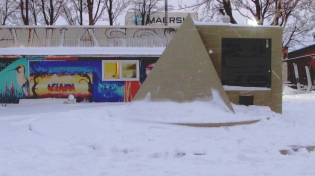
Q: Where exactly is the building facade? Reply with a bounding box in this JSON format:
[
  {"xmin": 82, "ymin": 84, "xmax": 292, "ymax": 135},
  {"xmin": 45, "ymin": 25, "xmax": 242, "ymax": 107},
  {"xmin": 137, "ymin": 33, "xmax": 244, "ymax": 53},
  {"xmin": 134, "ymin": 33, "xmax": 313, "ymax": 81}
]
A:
[
  {"xmin": 284, "ymin": 43, "xmax": 315, "ymax": 88},
  {"xmin": 0, "ymin": 16, "xmax": 283, "ymax": 113},
  {"xmin": 0, "ymin": 26, "xmax": 176, "ymax": 104}
]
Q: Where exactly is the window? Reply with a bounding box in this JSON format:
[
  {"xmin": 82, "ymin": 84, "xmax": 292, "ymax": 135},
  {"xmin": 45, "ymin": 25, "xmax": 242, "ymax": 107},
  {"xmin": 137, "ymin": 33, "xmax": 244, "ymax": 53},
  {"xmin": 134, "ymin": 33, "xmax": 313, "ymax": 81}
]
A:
[{"xmin": 102, "ymin": 60, "xmax": 139, "ymax": 81}]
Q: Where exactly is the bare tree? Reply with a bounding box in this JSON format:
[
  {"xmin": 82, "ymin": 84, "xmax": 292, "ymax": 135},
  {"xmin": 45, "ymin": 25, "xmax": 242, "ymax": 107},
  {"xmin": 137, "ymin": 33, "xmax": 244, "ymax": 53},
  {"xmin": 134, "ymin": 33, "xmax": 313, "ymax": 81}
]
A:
[
  {"xmin": 20, "ymin": 0, "xmax": 30, "ymax": 25},
  {"xmin": 0, "ymin": 0, "xmax": 19, "ymax": 25},
  {"xmin": 280, "ymin": 0, "xmax": 315, "ymax": 48},
  {"xmin": 104, "ymin": 0, "xmax": 130, "ymax": 25},
  {"xmin": 130, "ymin": 0, "xmax": 166, "ymax": 25},
  {"xmin": 61, "ymin": 0, "xmax": 85, "ymax": 25},
  {"xmin": 4, "ymin": 0, "xmax": 40, "ymax": 25},
  {"xmin": 180, "ymin": 0, "xmax": 315, "ymax": 49},
  {"xmin": 86, "ymin": 0, "xmax": 107, "ymax": 25},
  {"xmin": 61, "ymin": 0, "xmax": 129, "ymax": 25},
  {"xmin": 39, "ymin": 0, "xmax": 64, "ymax": 25},
  {"xmin": 28, "ymin": 0, "xmax": 41, "ymax": 25},
  {"xmin": 179, "ymin": 0, "xmax": 236, "ymax": 23}
]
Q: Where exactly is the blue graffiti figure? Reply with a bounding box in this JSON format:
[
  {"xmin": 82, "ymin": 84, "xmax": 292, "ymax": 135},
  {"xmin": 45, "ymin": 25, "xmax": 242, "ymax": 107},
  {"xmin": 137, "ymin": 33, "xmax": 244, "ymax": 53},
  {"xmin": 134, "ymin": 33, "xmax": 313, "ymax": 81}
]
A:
[{"xmin": 7, "ymin": 65, "xmax": 30, "ymax": 97}]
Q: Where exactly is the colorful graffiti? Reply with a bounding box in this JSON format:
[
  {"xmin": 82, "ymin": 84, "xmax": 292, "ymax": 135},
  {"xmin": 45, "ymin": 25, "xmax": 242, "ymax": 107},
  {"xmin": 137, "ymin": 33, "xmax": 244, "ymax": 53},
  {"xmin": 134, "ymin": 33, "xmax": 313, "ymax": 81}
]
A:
[
  {"xmin": 0, "ymin": 59, "xmax": 18, "ymax": 71},
  {"xmin": 140, "ymin": 58, "xmax": 158, "ymax": 84},
  {"xmin": 0, "ymin": 57, "xmax": 158, "ymax": 104},
  {"xmin": 0, "ymin": 58, "xmax": 45, "ymax": 104},
  {"xmin": 29, "ymin": 61, "xmax": 93, "ymax": 102},
  {"xmin": 124, "ymin": 81, "xmax": 141, "ymax": 102},
  {"xmin": 94, "ymin": 81, "xmax": 124, "ymax": 102}
]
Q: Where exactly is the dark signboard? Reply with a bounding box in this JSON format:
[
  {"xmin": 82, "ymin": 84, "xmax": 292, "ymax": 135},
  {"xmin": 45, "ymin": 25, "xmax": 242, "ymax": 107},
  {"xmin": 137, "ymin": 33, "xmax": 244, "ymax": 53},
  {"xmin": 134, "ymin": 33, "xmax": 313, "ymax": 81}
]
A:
[{"xmin": 221, "ymin": 38, "xmax": 271, "ymax": 88}]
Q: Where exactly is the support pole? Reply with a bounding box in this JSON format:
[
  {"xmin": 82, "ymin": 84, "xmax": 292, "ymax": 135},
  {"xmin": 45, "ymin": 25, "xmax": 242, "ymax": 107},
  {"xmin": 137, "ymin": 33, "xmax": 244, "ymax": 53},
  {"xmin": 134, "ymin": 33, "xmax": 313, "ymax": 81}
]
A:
[
  {"xmin": 293, "ymin": 63, "xmax": 301, "ymax": 92},
  {"xmin": 165, "ymin": 0, "xmax": 168, "ymax": 26},
  {"xmin": 305, "ymin": 66, "xmax": 312, "ymax": 92}
]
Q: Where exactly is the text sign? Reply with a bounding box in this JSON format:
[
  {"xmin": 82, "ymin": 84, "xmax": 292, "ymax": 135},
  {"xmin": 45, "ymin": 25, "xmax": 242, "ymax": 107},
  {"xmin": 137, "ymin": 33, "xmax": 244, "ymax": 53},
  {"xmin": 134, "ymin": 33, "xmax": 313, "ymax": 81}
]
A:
[{"xmin": 221, "ymin": 38, "xmax": 271, "ymax": 88}]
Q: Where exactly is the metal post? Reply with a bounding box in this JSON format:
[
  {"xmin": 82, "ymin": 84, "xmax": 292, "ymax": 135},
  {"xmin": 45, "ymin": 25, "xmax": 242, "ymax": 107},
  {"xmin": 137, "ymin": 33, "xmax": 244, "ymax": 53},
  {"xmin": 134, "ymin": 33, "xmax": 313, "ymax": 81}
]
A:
[{"xmin": 165, "ymin": 0, "xmax": 168, "ymax": 26}]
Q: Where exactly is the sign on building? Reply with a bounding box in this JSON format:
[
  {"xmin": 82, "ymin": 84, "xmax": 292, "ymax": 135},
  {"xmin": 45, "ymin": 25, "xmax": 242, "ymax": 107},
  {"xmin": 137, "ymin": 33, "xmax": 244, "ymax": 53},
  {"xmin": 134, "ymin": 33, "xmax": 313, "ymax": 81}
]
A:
[{"xmin": 125, "ymin": 12, "xmax": 198, "ymax": 26}]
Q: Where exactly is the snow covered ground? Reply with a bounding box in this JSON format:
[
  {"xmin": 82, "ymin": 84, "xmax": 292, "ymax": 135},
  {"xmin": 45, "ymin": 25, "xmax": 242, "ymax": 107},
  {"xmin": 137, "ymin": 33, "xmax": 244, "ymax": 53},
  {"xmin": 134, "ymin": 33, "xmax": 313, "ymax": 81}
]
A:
[{"xmin": 1, "ymin": 86, "xmax": 315, "ymax": 176}]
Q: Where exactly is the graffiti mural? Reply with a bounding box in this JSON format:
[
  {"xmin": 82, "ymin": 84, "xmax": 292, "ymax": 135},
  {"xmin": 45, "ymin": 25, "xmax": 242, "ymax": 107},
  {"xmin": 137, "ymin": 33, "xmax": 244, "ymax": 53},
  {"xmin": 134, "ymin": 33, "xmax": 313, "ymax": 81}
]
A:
[
  {"xmin": 29, "ymin": 61, "xmax": 93, "ymax": 102},
  {"xmin": 0, "ymin": 58, "xmax": 44, "ymax": 104},
  {"xmin": 94, "ymin": 81, "xmax": 124, "ymax": 102},
  {"xmin": 0, "ymin": 27, "xmax": 176, "ymax": 48},
  {"xmin": 0, "ymin": 57, "xmax": 159, "ymax": 104},
  {"xmin": 104, "ymin": 29, "xmax": 127, "ymax": 47},
  {"xmin": 124, "ymin": 81, "xmax": 141, "ymax": 102},
  {"xmin": 140, "ymin": 58, "xmax": 158, "ymax": 84},
  {"xmin": 89, "ymin": 59, "xmax": 125, "ymax": 102},
  {"xmin": 0, "ymin": 59, "xmax": 18, "ymax": 71}
]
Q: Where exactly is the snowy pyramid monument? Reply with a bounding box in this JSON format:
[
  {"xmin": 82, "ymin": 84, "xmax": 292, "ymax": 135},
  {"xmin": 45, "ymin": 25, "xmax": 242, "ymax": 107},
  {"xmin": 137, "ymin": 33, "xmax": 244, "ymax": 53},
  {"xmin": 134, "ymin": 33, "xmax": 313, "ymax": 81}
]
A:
[{"xmin": 132, "ymin": 14, "xmax": 234, "ymax": 112}]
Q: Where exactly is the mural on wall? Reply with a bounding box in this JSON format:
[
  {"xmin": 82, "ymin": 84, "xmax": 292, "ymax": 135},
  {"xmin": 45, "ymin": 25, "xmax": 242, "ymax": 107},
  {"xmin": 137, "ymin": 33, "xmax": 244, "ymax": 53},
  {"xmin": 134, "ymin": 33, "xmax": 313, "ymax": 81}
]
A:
[
  {"xmin": 102, "ymin": 28, "xmax": 176, "ymax": 47},
  {"xmin": 0, "ymin": 57, "xmax": 159, "ymax": 104},
  {"xmin": 94, "ymin": 81, "xmax": 124, "ymax": 102},
  {"xmin": 124, "ymin": 81, "xmax": 141, "ymax": 102},
  {"xmin": 87, "ymin": 57, "xmax": 157, "ymax": 102},
  {"xmin": 0, "ymin": 58, "xmax": 44, "ymax": 104},
  {"xmin": 0, "ymin": 59, "xmax": 18, "ymax": 71},
  {"xmin": 29, "ymin": 60, "xmax": 93, "ymax": 102},
  {"xmin": 140, "ymin": 59, "xmax": 158, "ymax": 84}
]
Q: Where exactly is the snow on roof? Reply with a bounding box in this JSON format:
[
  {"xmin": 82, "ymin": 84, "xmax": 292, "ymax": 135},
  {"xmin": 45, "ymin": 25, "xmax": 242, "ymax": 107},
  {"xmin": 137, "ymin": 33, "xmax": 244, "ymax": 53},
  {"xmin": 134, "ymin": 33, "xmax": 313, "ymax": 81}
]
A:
[
  {"xmin": 0, "ymin": 47, "xmax": 165, "ymax": 56},
  {"xmin": 194, "ymin": 21, "xmax": 281, "ymax": 28},
  {"xmin": 289, "ymin": 41, "xmax": 315, "ymax": 53}
]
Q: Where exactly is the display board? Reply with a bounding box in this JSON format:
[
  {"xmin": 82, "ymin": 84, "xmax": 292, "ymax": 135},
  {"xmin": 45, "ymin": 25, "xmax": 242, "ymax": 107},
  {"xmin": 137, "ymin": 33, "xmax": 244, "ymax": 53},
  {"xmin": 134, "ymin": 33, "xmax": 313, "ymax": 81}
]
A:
[{"xmin": 221, "ymin": 38, "xmax": 271, "ymax": 88}]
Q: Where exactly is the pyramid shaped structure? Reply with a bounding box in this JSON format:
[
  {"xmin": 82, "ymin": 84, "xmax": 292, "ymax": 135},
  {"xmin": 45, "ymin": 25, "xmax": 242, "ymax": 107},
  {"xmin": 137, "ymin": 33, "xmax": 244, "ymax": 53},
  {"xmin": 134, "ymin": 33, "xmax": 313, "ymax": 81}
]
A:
[{"xmin": 132, "ymin": 14, "xmax": 234, "ymax": 112}]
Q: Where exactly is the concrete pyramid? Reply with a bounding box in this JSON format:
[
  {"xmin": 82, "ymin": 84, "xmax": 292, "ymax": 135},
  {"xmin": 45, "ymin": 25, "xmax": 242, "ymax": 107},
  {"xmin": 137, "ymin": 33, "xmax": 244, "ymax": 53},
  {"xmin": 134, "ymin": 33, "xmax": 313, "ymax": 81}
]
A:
[{"xmin": 133, "ymin": 14, "xmax": 234, "ymax": 112}]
